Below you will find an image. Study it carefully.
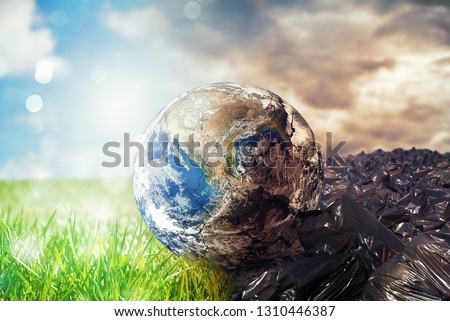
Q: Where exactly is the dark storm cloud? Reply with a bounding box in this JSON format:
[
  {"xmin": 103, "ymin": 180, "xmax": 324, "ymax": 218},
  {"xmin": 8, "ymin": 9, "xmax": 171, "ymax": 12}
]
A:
[
  {"xmin": 409, "ymin": 0, "xmax": 450, "ymax": 7},
  {"xmin": 143, "ymin": 0, "xmax": 404, "ymax": 109},
  {"xmin": 340, "ymin": 98, "xmax": 448, "ymax": 154},
  {"xmin": 341, "ymin": 119, "xmax": 430, "ymax": 154},
  {"xmin": 107, "ymin": 0, "xmax": 450, "ymax": 153},
  {"xmin": 374, "ymin": 4, "xmax": 450, "ymax": 45},
  {"xmin": 224, "ymin": 9, "xmax": 398, "ymax": 109},
  {"xmin": 259, "ymin": 56, "xmax": 396, "ymax": 109}
]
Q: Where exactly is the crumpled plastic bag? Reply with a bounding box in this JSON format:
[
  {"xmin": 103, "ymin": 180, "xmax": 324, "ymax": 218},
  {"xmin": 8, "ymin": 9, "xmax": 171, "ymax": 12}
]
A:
[
  {"xmin": 363, "ymin": 223, "xmax": 450, "ymax": 300},
  {"xmin": 240, "ymin": 195, "xmax": 402, "ymax": 300},
  {"xmin": 237, "ymin": 148, "xmax": 450, "ymax": 301}
]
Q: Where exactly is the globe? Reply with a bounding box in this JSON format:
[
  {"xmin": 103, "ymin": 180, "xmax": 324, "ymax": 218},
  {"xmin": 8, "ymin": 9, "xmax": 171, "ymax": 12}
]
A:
[{"xmin": 133, "ymin": 83, "xmax": 323, "ymax": 270}]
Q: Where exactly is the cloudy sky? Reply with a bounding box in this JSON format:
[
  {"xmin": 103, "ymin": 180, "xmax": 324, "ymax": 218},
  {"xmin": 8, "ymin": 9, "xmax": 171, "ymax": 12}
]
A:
[{"xmin": 0, "ymin": 0, "xmax": 449, "ymax": 179}]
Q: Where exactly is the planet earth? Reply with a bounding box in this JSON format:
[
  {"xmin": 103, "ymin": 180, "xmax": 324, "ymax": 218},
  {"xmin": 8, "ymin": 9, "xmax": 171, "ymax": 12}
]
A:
[{"xmin": 133, "ymin": 83, "xmax": 323, "ymax": 270}]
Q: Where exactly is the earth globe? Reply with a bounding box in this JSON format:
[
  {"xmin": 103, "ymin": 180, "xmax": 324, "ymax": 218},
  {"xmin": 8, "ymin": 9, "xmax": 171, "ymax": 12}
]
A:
[{"xmin": 133, "ymin": 83, "xmax": 323, "ymax": 271}]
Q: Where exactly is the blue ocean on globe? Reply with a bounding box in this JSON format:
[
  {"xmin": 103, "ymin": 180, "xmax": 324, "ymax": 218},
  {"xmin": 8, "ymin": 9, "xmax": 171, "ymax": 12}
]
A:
[{"xmin": 137, "ymin": 130, "xmax": 222, "ymax": 254}]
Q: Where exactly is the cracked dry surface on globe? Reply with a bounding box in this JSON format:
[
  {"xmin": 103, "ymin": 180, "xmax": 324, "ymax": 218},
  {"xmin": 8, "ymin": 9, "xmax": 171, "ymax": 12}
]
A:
[{"xmin": 133, "ymin": 83, "xmax": 323, "ymax": 270}]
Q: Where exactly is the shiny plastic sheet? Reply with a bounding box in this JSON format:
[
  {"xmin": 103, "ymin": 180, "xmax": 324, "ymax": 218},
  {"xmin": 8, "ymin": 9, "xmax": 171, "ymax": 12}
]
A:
[
  {"xmin": 237, "ymin": 148, "xmax": 450, "ymax": 301},
  {"xmin": 363, "ymin": 223, "xmax": 450, "ymax": 300}
]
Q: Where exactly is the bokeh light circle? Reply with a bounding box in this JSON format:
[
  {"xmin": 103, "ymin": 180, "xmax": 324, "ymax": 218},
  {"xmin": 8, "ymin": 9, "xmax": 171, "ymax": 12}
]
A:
[
  {"xmin": 184, "ymin": 1, "xmax": 202, "ymax": 20},
  {"xmin": 35, "ymin": 60, "xmax": 54, "ymax": 84},
  {"xmin": 26, "ymin": 94, "xmax": 44, "ymax": 113}
]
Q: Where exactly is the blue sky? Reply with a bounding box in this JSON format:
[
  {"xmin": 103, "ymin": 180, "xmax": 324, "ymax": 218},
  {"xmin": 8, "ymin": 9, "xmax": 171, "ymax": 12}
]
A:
[{"xmin": 1, "ymin": 0, "xmax": 449, "ymax": 179}]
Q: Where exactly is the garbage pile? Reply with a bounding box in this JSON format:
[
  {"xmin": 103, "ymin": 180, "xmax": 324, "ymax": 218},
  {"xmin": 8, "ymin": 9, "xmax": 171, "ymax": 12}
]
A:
[{"xmin": 238, "ymin": 148, "xmax": 450, "ymax": 300}]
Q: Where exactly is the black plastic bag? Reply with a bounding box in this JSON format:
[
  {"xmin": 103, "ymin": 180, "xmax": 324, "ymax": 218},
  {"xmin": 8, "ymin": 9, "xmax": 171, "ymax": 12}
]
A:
[
  {"xmin": 363, "ymin": 223, "xmax": 450, "ymax": 300},
  {"xmin": 239, "ymin": 195, "xmax": 403, "ymax": 300},
  {"xmin": 237, "ymin": 148, "xmax": 450, "ymax": 301}
]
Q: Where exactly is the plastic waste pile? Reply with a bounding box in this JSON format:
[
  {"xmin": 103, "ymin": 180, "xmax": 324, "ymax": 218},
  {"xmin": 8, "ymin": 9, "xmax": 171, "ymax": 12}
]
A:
[{"xmin": 238, "ymin": 148, "xmax": 450, "ymax": 300}]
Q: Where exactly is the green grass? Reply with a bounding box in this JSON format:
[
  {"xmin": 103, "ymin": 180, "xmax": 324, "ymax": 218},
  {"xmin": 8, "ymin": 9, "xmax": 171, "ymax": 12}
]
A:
[{"xmin": 0, "ymin": 179, "xmax": 234, "ymax": 300}]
